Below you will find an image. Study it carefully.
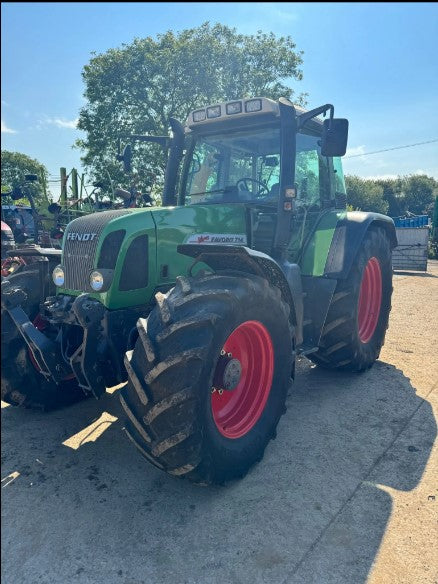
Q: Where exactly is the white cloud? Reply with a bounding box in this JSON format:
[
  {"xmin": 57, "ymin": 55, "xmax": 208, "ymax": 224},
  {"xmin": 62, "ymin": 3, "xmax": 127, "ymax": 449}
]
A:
[
  {"xmin": 45, "ymin": 117, "xmax": 78, "ymax": 129},
  {"xmin": 268, "ymin": 6, "xmax": 298, "ymax": 22},
  {"xmin": 39, "ymin": 114, "xmax": 79, "ymax": 130},
  {"xmin": 1, "ymin": 119, "xmax": 17, "ymax": 133},
  {"xmin": 361, "ymin": 174, "xmax": 399, "ymax": 181},
  {"xmin": 233, "ymin": 3, "xmax": 298, "ymax": 34},
  {"xmin": 345, "ymin": 145, "xmax": 366, "ymax": 158}
]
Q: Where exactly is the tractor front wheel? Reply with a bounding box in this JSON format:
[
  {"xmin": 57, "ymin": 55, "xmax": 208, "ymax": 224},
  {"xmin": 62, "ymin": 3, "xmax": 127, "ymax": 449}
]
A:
[
  {"xmin": 310, "ymin": 227, "xmax": 393, "ymax": 371},
  {"xmin": 120, "ymin": 272, "xmax": 295, "ymax": 484}
]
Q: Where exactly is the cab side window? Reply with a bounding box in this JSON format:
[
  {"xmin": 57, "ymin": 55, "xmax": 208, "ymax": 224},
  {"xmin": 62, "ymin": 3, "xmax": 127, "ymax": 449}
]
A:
[
  {"xmin": 332, "ymin": 156, "xmax": 346, "ymax": 194},
  {"xmin": 295, "ymin": 132, "xmax": 330, "ymax": 208}
]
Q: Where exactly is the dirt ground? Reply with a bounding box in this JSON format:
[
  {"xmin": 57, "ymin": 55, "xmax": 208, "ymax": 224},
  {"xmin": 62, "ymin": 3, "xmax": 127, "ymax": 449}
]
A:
[{"xmin": 2, "ymin": 261, "xmax": 437, "ymax": 584}]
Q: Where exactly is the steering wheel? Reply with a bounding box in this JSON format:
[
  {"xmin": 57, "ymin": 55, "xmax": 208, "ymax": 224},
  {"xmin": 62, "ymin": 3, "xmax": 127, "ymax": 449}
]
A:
[{"xmin": 236, "ymin": 178, "xmax": 269, "ymax": 198}]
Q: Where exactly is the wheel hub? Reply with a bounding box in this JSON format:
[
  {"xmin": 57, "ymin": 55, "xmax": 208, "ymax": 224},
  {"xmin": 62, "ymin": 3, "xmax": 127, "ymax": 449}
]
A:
[
  {"xmin": 213, "ymin": 353, "xmax": 242, "ymax": 391},
  {"xmin": 211, "ymin": 320, "xmax": 274, "ymax": 439}
]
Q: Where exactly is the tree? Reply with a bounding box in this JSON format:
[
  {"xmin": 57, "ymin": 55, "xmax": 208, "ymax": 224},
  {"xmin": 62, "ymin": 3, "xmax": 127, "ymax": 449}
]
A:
[
  {"xmin": 345, "ymin": 175, "xmax": 389, "ymax": 214},
  {"xmin": 402, "ymin": 174, "xmax": 437, "ymax": 215},
  {"xmin": 374, "ymin": 177, "xmax": 406, "ymax": 217},
  {"xmin": 1, "ymin": 150, "xmax": 49, "ymax": 205},
  {"xmin": 76, "ymin": 22, "xmax": 306, "ymax": 201}
]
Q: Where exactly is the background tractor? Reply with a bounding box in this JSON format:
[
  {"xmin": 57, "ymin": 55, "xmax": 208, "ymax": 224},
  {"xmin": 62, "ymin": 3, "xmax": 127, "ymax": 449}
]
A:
[{"xmin": 1, "ymin": 97, "xmax": 397, "ymax": 485}]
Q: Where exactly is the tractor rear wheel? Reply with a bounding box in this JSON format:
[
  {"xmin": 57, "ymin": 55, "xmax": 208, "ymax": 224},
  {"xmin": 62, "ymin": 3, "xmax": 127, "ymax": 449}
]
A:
[
  {"xmin": 310, "ymin": 227, "xmax": 392, "ymax": 371},
  {"xmin": 1, "ymin": 269, "xmax": 86, "ymax": 410},
  {"xmin": 120, "ymin": 272, "xmax": 295, "ymax": 484}
]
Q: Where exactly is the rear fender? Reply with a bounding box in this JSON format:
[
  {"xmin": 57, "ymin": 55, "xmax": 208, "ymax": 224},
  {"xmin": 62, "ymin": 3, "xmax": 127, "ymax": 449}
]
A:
[{"xmin": 324, "ymin": 212, "xmax": 397, "ymax": 279}]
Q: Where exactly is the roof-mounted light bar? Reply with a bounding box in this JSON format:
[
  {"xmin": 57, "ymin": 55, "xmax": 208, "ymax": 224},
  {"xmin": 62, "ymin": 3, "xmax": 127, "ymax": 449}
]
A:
[{"xmin": 186, "ymin": 97, "xmax": 279, "ymax": 128}]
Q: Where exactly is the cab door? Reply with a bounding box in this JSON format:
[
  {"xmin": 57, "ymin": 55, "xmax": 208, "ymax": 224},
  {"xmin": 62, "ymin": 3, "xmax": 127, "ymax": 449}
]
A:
[{"xmin": 287, "ymin": 129, "xmax": 331, "ymax": 264}]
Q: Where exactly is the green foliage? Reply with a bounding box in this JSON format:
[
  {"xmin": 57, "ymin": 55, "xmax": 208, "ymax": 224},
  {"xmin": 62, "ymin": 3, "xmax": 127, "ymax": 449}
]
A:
[
  {"xmin": 345, "ymin": 173, "xmax": 438, "ymax": 217},
  {"xmin": 1, "ymin": 150, "xmax": 49, "ymax": 205},
  {"xmin": 428, "ymin": 240, "xmax": 438, "ymax": 260},
  {"xmin": 345, "ymin": 175, "xmax": 389, "ymax": 214},
  {"xmin": 402, "ymin": 174, "xmax": 437, "ymax": 215},
  {"xmin": 76, "ymin": 22, "xmax": 306, "ymax": 200},
  {"xmin": 373, "ymin": 177, "xmax": 405, "ymax": 216}
]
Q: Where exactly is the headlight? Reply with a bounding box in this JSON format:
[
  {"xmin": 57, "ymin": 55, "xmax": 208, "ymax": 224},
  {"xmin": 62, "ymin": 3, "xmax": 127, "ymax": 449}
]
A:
[
  {"xmin": 52, "ymin": 265, "xmax": 65, "ymax": 287},
  {"xmin": 90, "ymin": 271, "xmax": 104, "ymax": 291}
]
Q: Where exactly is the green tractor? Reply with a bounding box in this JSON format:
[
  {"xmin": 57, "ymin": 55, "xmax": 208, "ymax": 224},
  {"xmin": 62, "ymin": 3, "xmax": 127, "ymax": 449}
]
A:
[{"xmin": 1, "ymin": 97, "xmax": 396, "ymax": 484}]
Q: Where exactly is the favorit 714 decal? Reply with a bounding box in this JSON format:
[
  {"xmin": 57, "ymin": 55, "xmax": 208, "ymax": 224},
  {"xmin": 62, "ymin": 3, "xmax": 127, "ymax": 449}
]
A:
[{"xmin": 185, "ymin": 233, "xmax": 247, "ymax": 245}]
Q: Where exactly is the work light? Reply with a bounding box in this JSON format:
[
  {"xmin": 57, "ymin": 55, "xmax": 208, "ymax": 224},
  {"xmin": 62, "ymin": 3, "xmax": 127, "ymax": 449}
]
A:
[
  {"xmin": 207, "ymin": 105, "xmax": 221, "ymax": 119},
  {"xmin": 193, "ymin": 109, "xmax": 206, "ymax": 122},
  {"xmin": 245, "ymin": 99, "xmax": 262, "ymax": 113},
  {"xmin": 226, "ymin": 101, "xmax": 242, "ymax": 115}
]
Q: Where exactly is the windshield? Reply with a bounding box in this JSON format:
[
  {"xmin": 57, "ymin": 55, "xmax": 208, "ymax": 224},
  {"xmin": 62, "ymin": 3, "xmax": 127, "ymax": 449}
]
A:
[{"xmin": 182, "ymin": 126, "xmax": 281, "ymax": 205}]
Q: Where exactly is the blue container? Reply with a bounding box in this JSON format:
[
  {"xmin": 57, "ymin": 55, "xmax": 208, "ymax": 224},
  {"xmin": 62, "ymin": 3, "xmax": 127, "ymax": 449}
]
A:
[{"xmin": 393, "ymin": 215, "xmax": 428, "ymax": 228}]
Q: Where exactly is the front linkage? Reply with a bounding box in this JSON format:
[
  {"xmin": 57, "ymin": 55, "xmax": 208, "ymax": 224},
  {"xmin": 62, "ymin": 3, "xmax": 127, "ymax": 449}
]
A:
[{"xmin": 1, "ymin": 277, "xmax": 145, "ymax": 400}]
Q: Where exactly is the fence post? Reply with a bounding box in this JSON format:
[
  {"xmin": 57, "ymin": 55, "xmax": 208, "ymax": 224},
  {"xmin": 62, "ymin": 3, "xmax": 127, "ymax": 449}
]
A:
[
  {"xmin": 79, "ymin": 173, "xmax": 85, "ymax": 201},
  {"xmin": 71, "ymin": 168, "xmax": 79, "ymax": 211},
  {"xmin": 60, "ymin": 167, "xmax": 67, "ymax": 206}
]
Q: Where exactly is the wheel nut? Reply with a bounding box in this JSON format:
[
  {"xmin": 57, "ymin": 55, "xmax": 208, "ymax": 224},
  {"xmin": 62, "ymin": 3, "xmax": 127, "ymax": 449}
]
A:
[
  {"xmin": 218, "ymin": 389, "xmax": 223, "ymax": 395},
  {"xmin": 227, "ymin": 352, "xmax": 232, "ymax": 358},
  {"xmin": 220, "ymin": 349, "xmax": 226, "ymax": 356},
  {"xmin": 211, "ymin": 387, "xmax": 216, "ymax": 393}
]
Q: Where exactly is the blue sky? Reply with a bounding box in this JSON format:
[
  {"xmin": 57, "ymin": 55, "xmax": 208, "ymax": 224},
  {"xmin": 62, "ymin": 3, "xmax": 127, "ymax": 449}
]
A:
[{"xmin": 1, "ymin": 2, "xmax": 438, "ymax": 199}]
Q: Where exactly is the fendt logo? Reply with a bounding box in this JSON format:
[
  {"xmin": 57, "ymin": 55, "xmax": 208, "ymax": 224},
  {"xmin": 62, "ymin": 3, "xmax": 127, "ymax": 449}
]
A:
[{"xmin": 66, "ymin": 232, "xmax": 98, "ymax": 242}]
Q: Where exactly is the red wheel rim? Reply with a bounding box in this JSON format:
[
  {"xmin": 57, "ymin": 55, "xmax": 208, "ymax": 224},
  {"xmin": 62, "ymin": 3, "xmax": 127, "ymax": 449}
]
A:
[
  {"xmin": 29, "ymin": 314, "xmax": 75, "ymax": 381},
  {"xmin": 211, "ymin": 320, "xmax": 274, "ymax": 439},
  {"xmin": 357, "ymin": 257, "xmax": 382, "ymax": 343}
]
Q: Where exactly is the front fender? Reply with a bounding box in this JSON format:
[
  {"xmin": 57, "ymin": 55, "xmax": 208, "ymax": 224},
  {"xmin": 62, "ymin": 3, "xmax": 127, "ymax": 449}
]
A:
[{"xmin": 177, "ymin": 244, "xmax": 303, "ymax": 345}]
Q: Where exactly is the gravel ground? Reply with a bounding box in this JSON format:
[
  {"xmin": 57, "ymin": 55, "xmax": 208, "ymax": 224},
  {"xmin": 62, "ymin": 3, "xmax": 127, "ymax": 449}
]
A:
[{"xmin": 1, "ymin": 261, "xmax": 437, "ymax": 584}]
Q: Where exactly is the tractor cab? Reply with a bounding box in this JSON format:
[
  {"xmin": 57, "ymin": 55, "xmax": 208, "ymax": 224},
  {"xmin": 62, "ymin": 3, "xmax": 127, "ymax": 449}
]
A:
[
  {"xmin": 176, "ymin": 97, "xmax": 348, "ymax": 260},
  {"xmin": 180, "ymin": 100, "xmax": 348, "ymax": 204},
  {"xmin": 120, "ymin": 96, "xmax": 349, "ymax": 262}
]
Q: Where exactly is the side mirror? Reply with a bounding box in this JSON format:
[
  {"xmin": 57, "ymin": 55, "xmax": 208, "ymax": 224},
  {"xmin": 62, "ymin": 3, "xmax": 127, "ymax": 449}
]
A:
[
  {"xmin": 321, "ymin": 119, "xmax": 349, "ymax": 157},
  {"xmin": 11, "ymin": 186, "xmax": 23, "ymax": 201}
]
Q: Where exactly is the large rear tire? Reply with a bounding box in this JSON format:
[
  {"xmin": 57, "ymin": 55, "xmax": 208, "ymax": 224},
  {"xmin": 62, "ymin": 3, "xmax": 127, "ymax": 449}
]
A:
[
  {"xmin": 1, "ymin": 269, "xmax": 86, "ymax": 410},
  {"xmin": 120, "ymin": 272, "xmax": 295, "ymax": 484},
  {"xmin": 310, "ymin": 227, "xmax": 393, "ymax": 371}
]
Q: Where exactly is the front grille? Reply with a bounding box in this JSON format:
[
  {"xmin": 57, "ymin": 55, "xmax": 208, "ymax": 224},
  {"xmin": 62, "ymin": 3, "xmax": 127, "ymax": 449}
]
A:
[{"xmin": 63, "ymin": 210, "xmax": 131, "ymax": 291}]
